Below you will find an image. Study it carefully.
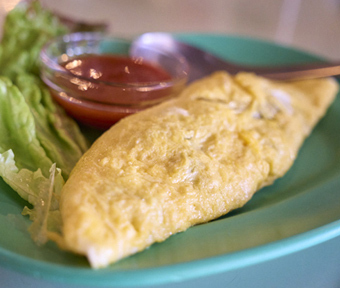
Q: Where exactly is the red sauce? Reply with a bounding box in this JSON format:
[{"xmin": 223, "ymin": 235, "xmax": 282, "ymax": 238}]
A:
[
  {"xmin": 49, "ymin": 54, "xmax": 181, "ymax": 130},
  {"xmin": 62, "ymin": 54, "xmax": 171, "ymax": 84}
]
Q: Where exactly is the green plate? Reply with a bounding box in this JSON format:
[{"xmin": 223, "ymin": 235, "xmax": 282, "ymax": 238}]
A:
[{"xmin": 1, "ymin": 33, "xmax": 340, "ymax": 287}]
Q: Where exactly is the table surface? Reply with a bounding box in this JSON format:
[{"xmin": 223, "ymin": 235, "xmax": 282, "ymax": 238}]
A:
[{"xmin": 0, "ymin": 1, "xmax": 340, "ymax": 287}]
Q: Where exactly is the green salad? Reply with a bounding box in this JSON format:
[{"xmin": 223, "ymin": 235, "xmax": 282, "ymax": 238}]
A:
[{"xmin": 0, "ymin": 1, "xmax": 89, "ymax": 244}]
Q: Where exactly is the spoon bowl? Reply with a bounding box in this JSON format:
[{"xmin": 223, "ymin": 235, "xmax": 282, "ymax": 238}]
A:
[{"xmin": 131, "ymin": 32, "xmax": 340, "ymax": 82}]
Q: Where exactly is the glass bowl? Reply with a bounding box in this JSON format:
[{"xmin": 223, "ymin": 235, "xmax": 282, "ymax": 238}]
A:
[{"xmin": 40, "ymin": 32, "xmax": 188, "ymax": 129}]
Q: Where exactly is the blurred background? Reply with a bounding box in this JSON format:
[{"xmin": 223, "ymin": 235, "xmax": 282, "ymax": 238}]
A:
[{"xmin": 0, "ymin": 0, "xmax": 340, "ymax": 60}]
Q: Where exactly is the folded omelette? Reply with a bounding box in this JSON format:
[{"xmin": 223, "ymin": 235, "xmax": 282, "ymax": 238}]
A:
[{"xmin": 58, "ymin": 72, "xmax": 338, "ymax": 268}]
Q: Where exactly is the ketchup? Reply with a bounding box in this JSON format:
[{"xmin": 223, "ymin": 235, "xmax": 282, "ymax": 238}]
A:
[
  {"xmin": 62, "ymin": 54, "xmax": 171, "ymax": 84},
  {"xmin": 49, "ymin": 54, "xmax": 181, "ymax": 130}
]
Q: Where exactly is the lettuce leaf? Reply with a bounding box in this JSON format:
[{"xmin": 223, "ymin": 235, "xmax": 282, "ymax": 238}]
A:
[
  {"xmin": 0, "ymin": 150, "xmax": 63, "ymax": 244},
  {"xmin": 0, "ymin": 74, "xmax": 88, "ymax": 178},
  {"xmin": 0, "ymin": 2, "xmax": 90, "ymax": 244},
  {"xmin": 15, "ymin": 73, "xmax": 89, "ymax": 178},
  {"xmin": 0, "ymin": 0, "xmax": 68, "ymax": 79},
  {"xmin": 0, "ymin": 76, "xmax": 54, "ymax": 176}
]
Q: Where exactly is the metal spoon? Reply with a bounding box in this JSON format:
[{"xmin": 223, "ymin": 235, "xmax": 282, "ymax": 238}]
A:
[{"xmin": 130, "ymin": 32, "xmax": 340, "ymax": 83}]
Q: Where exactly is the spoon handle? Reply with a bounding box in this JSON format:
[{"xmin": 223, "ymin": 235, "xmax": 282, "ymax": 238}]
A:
[
  {"xmin": 257, "ymin": 63, "xmax": 340, "ymax": 80},
  {"xmin": 176, "ymin": 41, "xmax": 340, "ymax": 81},
  {"xmin": 131, "ymin": 33, "xmax": 340, "ymax": 82}
]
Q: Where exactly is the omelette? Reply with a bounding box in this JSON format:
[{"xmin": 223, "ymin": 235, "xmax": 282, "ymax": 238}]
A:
[{"xmin": 58, "ymin": 72, "xmax": 338, "ymax": 268}]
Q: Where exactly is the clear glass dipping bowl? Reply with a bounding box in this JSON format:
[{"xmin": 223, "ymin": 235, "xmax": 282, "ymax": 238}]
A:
[{"xmin": 40, "ymin": 32, "xmax": 188, "ymax": 129}]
